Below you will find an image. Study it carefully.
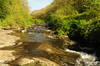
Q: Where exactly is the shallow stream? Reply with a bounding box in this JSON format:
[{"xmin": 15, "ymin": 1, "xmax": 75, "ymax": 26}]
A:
[{"xmin": 2, "ymin": 25, "xmax": 100, "ymax": 66}]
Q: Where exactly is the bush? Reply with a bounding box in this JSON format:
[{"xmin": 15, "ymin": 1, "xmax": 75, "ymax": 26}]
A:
[
  {"xmin": 37, "ymin": 0, "xmax": 100, "ymax": 47},
  {"xmin": 32, "ymin": 19, "xmax": 45, "ymax": 24},
  {"xmin": 84, "ymin": 20, "xmax": 100, "ymax": 45},
  {"xmin": 0, "ymin": 0, "xmax": 33, "ymax": 28}
]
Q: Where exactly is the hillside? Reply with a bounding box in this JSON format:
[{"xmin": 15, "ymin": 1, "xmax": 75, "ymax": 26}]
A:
[
  {"xmin": 32, "ymin": 0, "xmax": 78, "ymax": 18},
  {"xmin": 32, "ymin": 0, "xmax": 100, "ymax": 52}
]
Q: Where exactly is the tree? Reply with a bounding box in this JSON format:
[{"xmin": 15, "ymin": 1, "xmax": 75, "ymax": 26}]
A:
[{"xmin": 0, "ymin": 0, "xmax": 31, "ymax": 28}]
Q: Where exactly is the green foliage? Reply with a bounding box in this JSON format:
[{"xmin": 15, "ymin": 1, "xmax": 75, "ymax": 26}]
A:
[
  {"xmin": 84, "ymin": 20, "xmax": 100, "ymax": 44},
  {"xmin": 32, "ymin": 19, "xmax": 45, "ymax": 24},
  {"xmin": 0, "ymin": 0, "xmax": 10, "ymax": 19},
  {"xmin": 38, "ymin": 0, "xmax": 100, "ymax": 45},
  {"xmin": 0, "ymin": 0, "xmax": 33, "ymax": 28}
]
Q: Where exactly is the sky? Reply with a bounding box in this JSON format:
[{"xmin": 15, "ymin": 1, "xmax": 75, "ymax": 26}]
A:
[{"xmin": 28, "ymin": 0, "xmax": 53, "ymax": 12}]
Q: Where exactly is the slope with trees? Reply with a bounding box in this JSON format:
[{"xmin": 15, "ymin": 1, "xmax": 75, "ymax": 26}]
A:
[
  {"xmin": 0, "ymin": 0, "xmax": 34, "ymax": 28},
  {"xmin": 32, "ymin": 0, "xmax": 100, "ymax": 48}
]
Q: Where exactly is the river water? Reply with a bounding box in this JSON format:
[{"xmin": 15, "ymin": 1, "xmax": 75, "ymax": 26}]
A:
[{"xmin": 11, "ymin": 25, "xmax": 100, "ymax": 66}]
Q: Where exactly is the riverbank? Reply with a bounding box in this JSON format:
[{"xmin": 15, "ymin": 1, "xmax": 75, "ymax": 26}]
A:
[{"xmin": 0, "ymin": 30, "xmax": 19, "ymax": 66}]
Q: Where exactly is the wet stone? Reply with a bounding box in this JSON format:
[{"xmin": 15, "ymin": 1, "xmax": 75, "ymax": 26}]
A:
[{"xmin": 0, "ymin": 50, "xmax": 17, "ymax": 63}]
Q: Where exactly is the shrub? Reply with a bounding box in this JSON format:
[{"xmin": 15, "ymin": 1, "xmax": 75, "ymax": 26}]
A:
[
  {"xmin": 84, "ymin": 20, "xmax": 100, "ymax": 45},
  {"xmin": 32, "ymin": 19, "xmax": 45, "ymax": 24}
]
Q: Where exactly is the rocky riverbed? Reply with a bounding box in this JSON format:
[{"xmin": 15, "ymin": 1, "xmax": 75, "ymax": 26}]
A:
[
  {"xmin": 0, "ymin": 25, "xmax": 100, "ymax": 66},
  {"xmin": 0, "ymin": 30, "xmax": 20, "ymax": 66}
]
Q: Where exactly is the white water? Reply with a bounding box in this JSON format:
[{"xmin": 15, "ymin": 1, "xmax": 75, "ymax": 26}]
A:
[{"xmin": 66, "ymin": 49, "xmax": 100, "ymax": 66}]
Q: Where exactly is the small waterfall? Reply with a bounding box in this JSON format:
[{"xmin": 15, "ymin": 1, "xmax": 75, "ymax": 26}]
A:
[{"xmin": 66, "ymin": 49, "xmax": 100, "ymax": 66}]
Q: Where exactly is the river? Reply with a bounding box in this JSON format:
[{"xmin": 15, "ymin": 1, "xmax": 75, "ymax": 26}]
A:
[{"xmin": 2, "ymin": 24, "xmax": 100, "ymax": 66}]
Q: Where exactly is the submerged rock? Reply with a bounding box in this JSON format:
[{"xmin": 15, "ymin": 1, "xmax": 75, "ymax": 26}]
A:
[{"xmin": 10, "ymin": 57, "xmax": 60, "ymax": 66}]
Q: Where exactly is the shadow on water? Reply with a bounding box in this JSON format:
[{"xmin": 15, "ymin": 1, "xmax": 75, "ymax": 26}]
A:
[{"xmin": 0, "ymin": 25, "xmax": 80, "ymax": 66}]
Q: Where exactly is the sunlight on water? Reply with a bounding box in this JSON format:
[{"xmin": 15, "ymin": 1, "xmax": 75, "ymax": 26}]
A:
[{"xmin": 66, "ymin": 49, "xmax": 100, "ymax": 66}]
